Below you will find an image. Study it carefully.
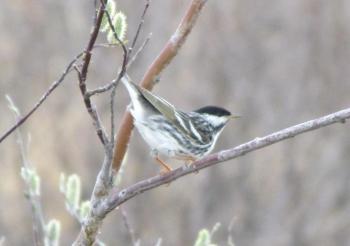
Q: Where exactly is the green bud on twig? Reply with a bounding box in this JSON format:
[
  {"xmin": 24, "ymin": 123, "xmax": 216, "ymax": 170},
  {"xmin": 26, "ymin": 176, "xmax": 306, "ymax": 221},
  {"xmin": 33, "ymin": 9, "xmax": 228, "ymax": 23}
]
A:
[
  {"xmin": 101, "ymin": 0, "xmax": 117, "ymax": 32},
  {"xmin": 107, "ymin": 11, "xmax": 127, "ymax": 44},
  {"xmin": 20, "ymin": 167, "xmax": 41, "ymax": 196},
  {"xmin": 45, "ymin": 219, "xmax": 61, "ymax": 246},
  {"xmin": 194, "ymin": 229, "xmax": 211, "ymax": 246},
  {"xmin": 65, "ymin": 174, "xmax": 81, "ymax": 211}
]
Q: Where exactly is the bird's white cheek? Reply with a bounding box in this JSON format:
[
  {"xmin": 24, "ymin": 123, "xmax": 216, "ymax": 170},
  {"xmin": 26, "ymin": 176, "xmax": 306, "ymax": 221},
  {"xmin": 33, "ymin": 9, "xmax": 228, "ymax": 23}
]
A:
[{"xmin": 203, "ymin": 115, "xmax": 228, "ymax": 128}]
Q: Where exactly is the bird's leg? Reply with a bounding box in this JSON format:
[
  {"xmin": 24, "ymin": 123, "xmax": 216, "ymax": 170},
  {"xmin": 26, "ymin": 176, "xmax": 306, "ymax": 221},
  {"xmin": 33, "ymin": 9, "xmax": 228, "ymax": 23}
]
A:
[
  {"xmin": 155, "ymin": 157, "xmax": 173, "ymax": 186},
  {"xmin": 155, "ymin": 156, "xmax": 172, "ymax": 173},
  {"xmin": 150, "ymin": 149, "xmax": 172, "ymax": 173}
]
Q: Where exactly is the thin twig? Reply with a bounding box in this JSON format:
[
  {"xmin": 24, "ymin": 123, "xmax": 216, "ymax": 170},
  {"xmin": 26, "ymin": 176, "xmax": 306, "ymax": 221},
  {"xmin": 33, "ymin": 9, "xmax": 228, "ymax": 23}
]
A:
[
  {"xmin": 93, "ymin": 43, "xmax": 119, "ymax": 48},
  {"xmin": 86, "ymin": 78, "xmax": 118, "ymax": 97},
  {"xmin": 95, "ymin": 107, "xmax": 350, "ymax": 215},
  {"xmin": 99, "ymin": 0, "xmax": 129, "ymax": 144},
  {"xmin": 94, "ymin": 0, "xmax": 131, "ymax": 189},
  {"xmin": 0, "ymin": 52, "xmax": 84, "ymax": 144},
  {"xmin": 101, "ymin": 0, "xmax": 128, "ymax": 57},
  {"xmin": 74, "ymin": 66, "xmax": 109, "ymax": 146},
  {"xmin": 121, "ymin": 206, "xmax": 138, "ymax": 246},
  {"xmin": 128, "ymin": 0, "xmax": 150, "ymax": 58},
  {"xmin": 7, "ymin": 96, "xmax": 46, "ymax": 246},
  {"xmin": 127, "ymin": 33, "xmax": 152, "ymax": 70},
  {"xmin": 80, "ymin": 2, "xmax": 105, "ymax": 82},
  {"xmin": 112, "ymin": 0, "xmax": 208, "ymax": 173}
]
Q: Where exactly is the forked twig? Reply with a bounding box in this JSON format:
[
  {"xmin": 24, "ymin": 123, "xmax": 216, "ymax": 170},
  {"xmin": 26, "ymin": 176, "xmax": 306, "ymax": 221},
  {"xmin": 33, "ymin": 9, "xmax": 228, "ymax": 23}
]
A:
[{"xmin": 86, "ymin": 33, "xmax": 152, "ymax": 97}]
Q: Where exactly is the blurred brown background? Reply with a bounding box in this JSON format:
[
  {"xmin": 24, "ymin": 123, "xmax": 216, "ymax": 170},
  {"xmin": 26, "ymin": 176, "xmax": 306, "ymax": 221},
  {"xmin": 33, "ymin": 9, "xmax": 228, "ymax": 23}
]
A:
[{"xmin": 1, "ymin": 0, "xmax": 350, "ymax": 245}]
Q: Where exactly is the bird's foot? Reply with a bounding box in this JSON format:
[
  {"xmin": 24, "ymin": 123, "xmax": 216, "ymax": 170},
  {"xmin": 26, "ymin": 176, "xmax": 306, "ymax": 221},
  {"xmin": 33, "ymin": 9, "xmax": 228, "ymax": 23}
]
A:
[{"xmin": 184, "ymin": 157, "xmax": 199, "ymax": 174}]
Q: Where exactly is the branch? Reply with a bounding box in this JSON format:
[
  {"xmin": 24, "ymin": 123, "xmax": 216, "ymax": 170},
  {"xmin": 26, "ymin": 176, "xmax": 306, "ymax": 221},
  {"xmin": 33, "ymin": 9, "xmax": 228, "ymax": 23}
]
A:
[
  {"xmin": 0, "ymin": 52, "xmax": 84, "ymax": 144},
  {"xmin": 96, "ymin": 107, "xmax": 350, "ymax": 216},
  {"xmin": 77, "ymin": 1, "xmax": 110, "ymax": 146},
  {"xmin": 80, "ymin": 1, "xmax": 106, "ymax": 82},
  {"xmin": 112, "ymin": 0, "xmax": 208, "ymax": 172}
]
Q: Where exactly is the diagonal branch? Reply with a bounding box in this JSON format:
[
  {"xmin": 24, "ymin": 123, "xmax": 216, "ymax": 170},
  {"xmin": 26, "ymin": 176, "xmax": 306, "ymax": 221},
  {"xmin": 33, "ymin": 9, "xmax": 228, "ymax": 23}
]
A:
[
  {"xmin": 112, "ymin": 0, "xmax": 208, "ymax": 172},
  {"xmin": 96, "ymin": 107, "xmax": 350, "ymax": 216},
  {"xmin": 0, "ymin": 52, "xmax": 84, "ymax": 144}
]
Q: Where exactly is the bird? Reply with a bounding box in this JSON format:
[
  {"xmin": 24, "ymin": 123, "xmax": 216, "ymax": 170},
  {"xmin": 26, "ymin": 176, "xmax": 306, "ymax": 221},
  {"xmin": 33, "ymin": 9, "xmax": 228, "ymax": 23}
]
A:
[{"xmin": 121, "ymin": 77, "xmax": 238, "ymax": 172}]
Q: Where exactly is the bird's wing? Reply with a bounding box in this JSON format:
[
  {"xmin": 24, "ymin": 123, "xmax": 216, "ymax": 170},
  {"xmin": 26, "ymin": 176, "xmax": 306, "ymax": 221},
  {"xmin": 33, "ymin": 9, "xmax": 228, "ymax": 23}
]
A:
[
  {"xmin": 139, "ymin": 86, "xmax": 206, "ymax": 143},
  {"xmin": 138, "ymin": 86, "xmax": 177, "ymax": 122}
]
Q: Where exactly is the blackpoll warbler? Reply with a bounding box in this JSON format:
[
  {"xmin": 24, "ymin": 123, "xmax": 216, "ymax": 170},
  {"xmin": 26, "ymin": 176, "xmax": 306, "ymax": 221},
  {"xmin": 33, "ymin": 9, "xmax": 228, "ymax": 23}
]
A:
[{"xmin": 121, "ymin": 77, "xmax": 237, "ymax": 172}]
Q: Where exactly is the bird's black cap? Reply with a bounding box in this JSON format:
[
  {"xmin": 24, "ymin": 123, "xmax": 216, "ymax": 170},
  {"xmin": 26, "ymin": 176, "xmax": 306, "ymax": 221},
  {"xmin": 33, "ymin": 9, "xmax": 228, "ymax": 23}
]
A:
[{"xmin": 195, "ymin": 106, "xmax": 231, "ymax": 117}]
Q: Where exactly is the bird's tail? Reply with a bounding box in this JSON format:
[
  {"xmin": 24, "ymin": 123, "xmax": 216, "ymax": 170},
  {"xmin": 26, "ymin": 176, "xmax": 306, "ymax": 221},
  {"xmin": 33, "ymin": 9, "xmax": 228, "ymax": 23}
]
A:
[
  {"xmin": 121, "ymin": 76, "xmax": 141, "ymax": 99},
  {"xmin": 121, "ymin": 76, "xmax": 175, "ymax": 121},
  {"xmin": 121, "ymin": 76, "xmax": 149, "ymax": 112},
  {"xmin": 121, "ymin": 76, "xmax": 154, "ymax": 120}
]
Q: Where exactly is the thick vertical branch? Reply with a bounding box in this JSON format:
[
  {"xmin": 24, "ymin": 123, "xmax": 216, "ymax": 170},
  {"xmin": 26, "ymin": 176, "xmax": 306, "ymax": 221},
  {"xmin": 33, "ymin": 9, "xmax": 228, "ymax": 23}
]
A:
[{"xmin": 112, "ymin": 0, "xmax": 208, "ymax": 172}]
